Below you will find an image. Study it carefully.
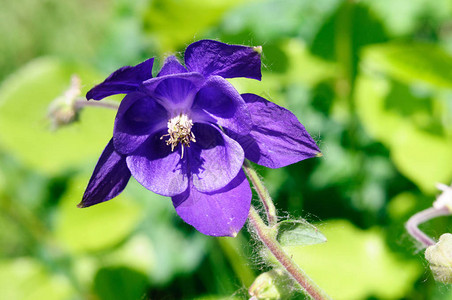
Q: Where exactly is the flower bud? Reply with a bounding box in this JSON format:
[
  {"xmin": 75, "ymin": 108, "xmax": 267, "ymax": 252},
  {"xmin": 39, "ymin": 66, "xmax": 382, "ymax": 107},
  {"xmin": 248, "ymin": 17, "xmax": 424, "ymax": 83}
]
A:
[
  {"xmin": 47, "ymin": 75, "xmax": 81, "ymax": 129},
  {"xmin": 425, "ymin": 233, "xmax": 452, "ymax": 283},
  {"xmin": 249, "ymin": 269, "xmax": 293, "ymax": 300}
]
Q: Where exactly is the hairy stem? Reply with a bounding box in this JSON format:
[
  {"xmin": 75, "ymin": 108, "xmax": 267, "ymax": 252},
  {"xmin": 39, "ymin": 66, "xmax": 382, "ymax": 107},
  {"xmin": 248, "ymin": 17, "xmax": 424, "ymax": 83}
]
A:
[
  {"xmin": 406, "ymin": 206, "xmax": 451, "ymax": 247},
  {"xmin": 243, "ymin": 160, "xmax": 277, "ymax": 226},
  {"xmin": 248, "ymin": 206, "xmax": 330, "ymax": 300},
  {"xmin": 74, "ymin": 99, "xmax": 120, "ymax": 111}
]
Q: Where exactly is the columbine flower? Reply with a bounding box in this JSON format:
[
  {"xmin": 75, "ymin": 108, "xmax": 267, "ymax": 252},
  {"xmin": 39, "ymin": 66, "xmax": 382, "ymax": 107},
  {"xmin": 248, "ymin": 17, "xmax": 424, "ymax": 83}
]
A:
[{"xmin": 79, "ymin": 40, "xmax": 320, "ymax": 237}]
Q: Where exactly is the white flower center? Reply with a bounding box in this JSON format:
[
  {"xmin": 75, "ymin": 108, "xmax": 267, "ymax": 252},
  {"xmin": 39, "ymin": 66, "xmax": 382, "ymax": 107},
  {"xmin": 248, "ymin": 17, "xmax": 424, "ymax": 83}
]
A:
[{"xmin": 161, "ymin": 113, "xmax": 196, "ymax": 158}]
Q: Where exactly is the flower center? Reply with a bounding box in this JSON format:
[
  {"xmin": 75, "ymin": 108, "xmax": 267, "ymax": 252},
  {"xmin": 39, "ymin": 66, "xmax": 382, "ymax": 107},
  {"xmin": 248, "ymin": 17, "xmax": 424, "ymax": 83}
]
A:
[{"xmin": 161, "ymin": 113, "xmax": 196, "ymax": 158}]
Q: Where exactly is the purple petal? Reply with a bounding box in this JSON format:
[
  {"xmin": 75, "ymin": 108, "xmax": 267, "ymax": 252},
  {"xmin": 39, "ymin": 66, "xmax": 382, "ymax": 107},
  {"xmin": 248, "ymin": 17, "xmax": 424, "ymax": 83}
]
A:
[
  {"xmin": 226, "ymin": 94, "xmax": 320, "ymax": 168},
  {"xmin": 188, "ymin": 123, "xmax": 244, "ymax": 193},
  {"xmin": 87, "ymin": 58, "xmax": 154, "ymax": 100},
  {"xmin": 192, "ymin": 76, "xmax": 251, "ymax": 135},
  {"xmin": 78, "ymin": 139, "xmax": 131, "ymax": 208},
  {"xmin": 185, "ymin": 40, "xmax": 262, "ymax": 80},
  {"xmin": 113, "ymin": 92, "xmax": 168, "ymax": 155},
  {"xmin": 158, "ymin": 56, "xmax": 188, "ymax": 76},
  {"xmin": 126, "ymin": 133, "xmax": 189, "ymax": 197},
  {"xmin": 141, "ymin": 72, "xmax": 205, "ymax": 111},
  {"xmin": 172, "ymin": 170, "xmax": 251, "ymax": 237}
]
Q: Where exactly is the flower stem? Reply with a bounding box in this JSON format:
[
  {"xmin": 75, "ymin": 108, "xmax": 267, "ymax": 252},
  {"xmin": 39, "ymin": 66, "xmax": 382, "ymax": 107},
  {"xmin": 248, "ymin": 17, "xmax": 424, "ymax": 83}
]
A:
[
  {"xmin": 243, "ymin": 160, "xmax": 277, "ymax": 226},
  {"xmin": 406, "ymin": 206, "xmax": 451, "ymax": 247},
  {"xmin": 74, "ymin": 99, "xmax": 120, "ymax": 111},
  {"xmin": 248, "ymin": 206, "xmax": 331, "ymax": 300}
]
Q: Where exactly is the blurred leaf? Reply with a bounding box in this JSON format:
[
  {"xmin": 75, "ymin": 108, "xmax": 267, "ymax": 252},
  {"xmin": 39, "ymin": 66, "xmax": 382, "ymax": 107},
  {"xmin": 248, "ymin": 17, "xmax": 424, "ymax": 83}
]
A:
[
  {"xmin": 147, "ymin": 225, "xmax": 206, "ymax": 284},
  {"xmin": 285, "ymin": 220, "xmax": 422, "ymax": 299},
  {"xmin": 54, "ymin": 174, "xmax": 142, "ymax": 253},
  {"xmin": 276, "ymin": 220, "xmax": 326, "ymax": 246},
  {"xmin": 93, "ymin": 266, "xmax": 148, "ymax": 300},
  {"xmin": 143, "ymin": 0, "xmax": 252, "ymax": 52},
  {"xmin": 0, "ymin": 58, "xmax": 115, "ymax": 174},
  {"xmin": 311, "ymin": 2, "xmax": 388, "ymax": 80},
  {"xmin": 355, "ymin": 74, "xmax": 452, "ymax": 192},
  {"xmin": 228, "ymin": 38, "xmax": 337, "ymax": 108},
  {"xmin": 364, "ymin": 43, "xmax": 452, "ymax": 88},
  {"xmin": 194, "ymin": 296, "xmax": 243, "ymax": 300},
  {"xmin": 363, "ymin": 0, "xmax": 451, "ymax": 36},
  {"xmin": 0, "ymin": 258, "xmax": 74, "ymax": 300},
  {"xmin": 390, "ymin": 128, "xmax": 452, "ymax": 193},
  {"xmin": 0, "ymin": 0, "xmax": 111, "ymax": 80},
  {"xmin": 103, "ymin": 234, "xmax": 155, "ymax": 275},
  {"xmin": 219, "ymin": 0, "xmax": 342, "ymax": 44},
  {"xmin": 387, "ymin": 192, "xmax": 417, "ymax": 220}
]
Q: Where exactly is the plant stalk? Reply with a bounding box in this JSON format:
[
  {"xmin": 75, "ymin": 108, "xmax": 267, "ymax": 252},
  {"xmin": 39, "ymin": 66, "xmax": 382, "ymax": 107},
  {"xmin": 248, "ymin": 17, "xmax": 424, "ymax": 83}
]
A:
[
  {"xmin": 243, "ymin": 160, "xmax": 277, "ymax": 226},
  {"xmin": 74, "ymin": 99, "xmax": 120, "ymax": 111},
  {"xmin": 406, "ymin": 206, "xmax": 451, "ymax": 247},
  {"xmin": 248, "ymin": 206, "xmax": 330, "ymax": 300}
]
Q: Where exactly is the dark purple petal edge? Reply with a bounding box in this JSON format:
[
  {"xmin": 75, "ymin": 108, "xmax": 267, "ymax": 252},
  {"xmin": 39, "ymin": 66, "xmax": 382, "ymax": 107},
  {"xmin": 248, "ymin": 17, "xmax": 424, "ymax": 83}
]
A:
[
  {"xmin": 86, "ymin": 58, "xmax": 154, "ymax": 100},
  {"xmin": 78, "ymin": 139, "xmax": 131, "ymax": 208},
  {"xmin": 185, "ymin": 39, "xmax": 262, "ymax": 80},
  {"xmin": 225, "ymin": 94, "xmax": 321, "ymax": 169}
]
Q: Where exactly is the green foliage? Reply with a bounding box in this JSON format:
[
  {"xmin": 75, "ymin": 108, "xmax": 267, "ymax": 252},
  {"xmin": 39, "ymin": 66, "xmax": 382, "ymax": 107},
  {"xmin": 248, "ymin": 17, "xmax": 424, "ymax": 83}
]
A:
[
  {"xmin": 276, "ymin": 220, "xmax": 326, "ymax": 246},
  {"xmin": 54, "ymin": 175, "xmax": 142, "ymax": 253},
  {"xmin": 1, "ymin": 0, "xmax": 452, "ymax": 298},
  {"xmin": 93, "ymin": 266, "xmax": 149, "ymax": 300},
  {"xmin": 287, "ymin": 220, "xmax": 422, "ymax": 299},
  {"xmin": 364, "ymin": 43, "xmax": 452, "ymax": 88},
  {"xmin": 143, "ymin": 0, "xmax": 251, "ymax": 52},
  {"xmin": 0, "ymin": 258, "xmax": 74, "ymax": 299},
  {"xmin": 0, "ymin": 58, "xmax": 114, "ymax": 174},
  {"xmin": 356, "ymin": 44, "xmax": 452, "ymax": 192}
]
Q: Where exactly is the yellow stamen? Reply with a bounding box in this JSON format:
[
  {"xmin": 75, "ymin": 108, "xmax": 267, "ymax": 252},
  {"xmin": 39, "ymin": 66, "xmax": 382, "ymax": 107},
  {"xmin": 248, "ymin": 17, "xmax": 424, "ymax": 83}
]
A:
[{"xmin": 160, "ymin": 113, "xmax": 196, "ymax": 158}]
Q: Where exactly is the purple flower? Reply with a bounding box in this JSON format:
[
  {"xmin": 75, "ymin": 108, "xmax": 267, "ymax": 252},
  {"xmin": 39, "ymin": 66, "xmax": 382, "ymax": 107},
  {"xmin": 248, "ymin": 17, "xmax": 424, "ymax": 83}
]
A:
[{"xmin": 79, "ymin": 40, "xmax": 320, "ymax": 237}]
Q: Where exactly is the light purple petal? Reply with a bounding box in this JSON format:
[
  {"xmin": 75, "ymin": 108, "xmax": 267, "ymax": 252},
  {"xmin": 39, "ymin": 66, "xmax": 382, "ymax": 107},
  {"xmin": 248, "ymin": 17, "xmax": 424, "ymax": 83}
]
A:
[
  {"xmin": 87, "ymin": 58, "xmax": 154, "ymax": 100},
  {"xmin": 158, "ymin": 56, "xmax": 188, "ymax": 76},
  {"xmin": 126, "ymin": 133, "xmax": 189, "ymax": 197},
  {"xmin": 78, "ymin": 139, "xmax": 131, "ymax": 208},
  {"xmin": 172, "ymin": 170, "xmax": 251, "ymax": 237},
  {"xmin": 226, "ymin": 94, "xmax": 320, "ymax": 168},
  {"xmin": 188, "ymin": 123, "xmax": 244, "ymax": 193},
  {"xmin": 141, "ymin": 72, "xmax": 204, "ymax": 111},
  {"xmin": 185, "ymin": 40, "xmax": 262, "ymax": 80},
  {"xmin": 113, "ymin": 92, "xmax": 168, "ymax": 155},
  {"xmin": 192, "ymin": 76, "xmax": 251, "ymax": 135}
]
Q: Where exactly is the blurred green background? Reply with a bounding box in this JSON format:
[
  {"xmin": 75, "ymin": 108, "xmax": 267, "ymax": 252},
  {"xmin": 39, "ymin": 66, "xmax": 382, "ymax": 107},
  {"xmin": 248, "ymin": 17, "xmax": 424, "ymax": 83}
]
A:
[{"xmin": 1, "ymin": 0, "xmax": 452, "ymax": 299}]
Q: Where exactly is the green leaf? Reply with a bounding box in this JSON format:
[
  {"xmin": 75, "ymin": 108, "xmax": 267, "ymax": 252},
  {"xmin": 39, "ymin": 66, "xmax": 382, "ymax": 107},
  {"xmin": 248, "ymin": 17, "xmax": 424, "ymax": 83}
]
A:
[
  {"xmin": 363, "ymin": 43, "xmax": 452, "ymax": 88},
  {"xmin": 285, "ymin": 220, "xmax": 422, "ymax": 300},
  {"xmin": 93, "ymin": 266, "xmax": 149, "ymax": 300},
  {"xmin": 143, "ymin": 0, "xmax": 251, "ymax": 52},
  {"xmin": 355, "ymin": 74, "xmax": 452, "ymax": 192},
  {"xmin": 0, "ymin": 57, "xmax": 116, "ymax": 174},
  {"xmin": 102, "ymin": 234, "xmax": 156, "ymax": 275},
  {"xmin": 276, "ymin": 220, "xmax": 326, "ymax": 247},
  {"xmin": 0, "ymin": 258, "xmax": 74, "ymax": 300},
  {"xmin": 363, "ymin": 0, "xmax": 451, "ymax": 36},
  {"xmin": 54, "ymin": 174, "xmax": 142, "ymax": 254}
]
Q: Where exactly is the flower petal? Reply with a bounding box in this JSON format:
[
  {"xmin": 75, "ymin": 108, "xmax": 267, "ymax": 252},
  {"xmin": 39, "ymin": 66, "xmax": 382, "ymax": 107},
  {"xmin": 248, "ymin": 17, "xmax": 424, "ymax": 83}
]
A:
[
  {"xmin": 126, "ymin": 132, "xmax": 189, "ymax": 197},
  {"xmin": 172, "ymin": 170, "xmax": 251, "ymax": 237},
  {"xmin": 78, "ymin": 139, "xmax": 131, "ymax": 208},
  {"xmin": 158, "ymin": 56, "xmax": 188, "ymax": 76},
  {"xmin": 141, "ymin": 72, "xmax": 205, "ymax": 111},
  {"xmin": 188, "ymin": 123, "xmax": 244, "ymax": 193},
  {"xmin": 86, "ymin": 58, "xmax": 154, "ymax": 100},
  {"xmin": 192, "ymin": 76, "xmax": 251, "ymax": 135},
  {"xmin": 113, "ymin": 92, "xmax": 168, "ymax": 155},
  {"xmin": 185, "ymin": 40, "xmax": 262, "ymax": 80},
  {"xmin": 226, "ymin": 94, "xmax": 320, "ymax": 168}
]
